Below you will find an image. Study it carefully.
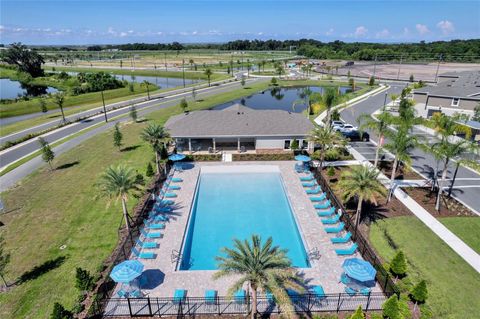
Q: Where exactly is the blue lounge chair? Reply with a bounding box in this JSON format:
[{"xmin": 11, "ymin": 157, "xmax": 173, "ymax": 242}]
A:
[
  {"xmin": 117, "ymin": 289, "xmax": 128, "ymax": 298},
  {"xmin": 265, "ymin": 292, "xmax": 274, "ymax": 302},
  {"xmin": 314, "ymin": 200, "xmax": 331, "ymax": 210},
  {"xmin": 311, "ymin": 285, "xmax": 325, "ymax": 298},
  {"xmin": 335, "ymin": 243, "xmax": 358, "ymax": 255},
  {"xmin": 153, "ymin": 205, "xmax": 172, "ymax": 213},
  {"xmin": 321, "ymin": 211, "xmax": 342, "ymax": 225},
  {"xmin": 302, "ymin": 181, "xmax": 317, "ymax": 188},
  {"xmin": 173, "ymin": 289, "xmax": 187, "ymax": 304},
  {"xmin": 169, "ymin": 177, "xmax": 183, "ymax": 183},
  {"xmin": 140, "ymin": 227, "xmax": 162, "ymax": 239},
  {"xmin": 345, "ymin": 287, "xmax": 357, "ymax": 296},
  {"xmin": 331, "ymin": 232, "xmax": 352, "ymax": 244},
  {"xmin": 339, "ymin": 273, "xmax": 351, "ymax": 285},
  {"xmin": 310, "ymin": 193, "xmax": 326, "ymax": 202},
  {"xmin": 295, "ymin": 163, "xmax": 304, "ymax": 173},
  {"xmin": 157, "ymin": 199, "xmax": 174, "ymax": 205},
  {"xmin": 130, "ymin": 289, "xmax": 142, "ymax": 298},
  {"xmin": 325, "ymin": 222, "xmax": 345, "ymax": 233},
  {"xmin": 360, "ymin": 288, "xmax": 371, "ymax": 296},
  {"xmin": 306, "ymin": 186, "xmax": 321, "ymax": 194},
  {"xmin": 160, "ymin": 190, "xmax": 177, "ymax": 198},
  {"xmin": 136, "ymin": 239, "xmax": 158, "ymax": 249},
  {"xmin": 205, "ymin": 290, "xmax": 217, "ymax": 304},
  {"xmin": 318, "ymin": 206, "xmax": 336, "ymax": 217},
  {"xmin": 299, "ymin": 174, "xmax": 314, "ymax": 181},
  {"xmin": 132, "ymin": 247, "xmax": 156, "ymax": 259},
  {"xmin": 167, "ymin": 185, "xmax": 181, "ymax": 191},
  {"xmin": 234, "ymin": 289, "xmax": 246, "ymax": 303},
  {"xmin": 144, "ymin": 219, "xmax": 166, "ymax": 230}
]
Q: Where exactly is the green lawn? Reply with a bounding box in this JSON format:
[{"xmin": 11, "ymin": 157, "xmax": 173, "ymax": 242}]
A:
[
  {"xmin": 440, "ymin": 217, "xmax": 480, "ymax": 254},
  {"xmin": 369, "ymin": 216, "xmax": 480, "ymax": 319}
]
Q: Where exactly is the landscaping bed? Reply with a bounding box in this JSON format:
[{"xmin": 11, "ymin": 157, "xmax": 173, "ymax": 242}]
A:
[{"xmin": 373, "ymin": 161, "xmax": 424, "ymax": 180}]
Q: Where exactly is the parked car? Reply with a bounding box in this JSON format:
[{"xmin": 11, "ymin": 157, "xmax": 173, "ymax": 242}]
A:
[
  {"xmin": 339, "ymin": 124, "xmax": 357, "ymax": 132},
  {"xmin": 331, "ymin": 120, "xmax": 345, "ymax": 130},
  {"xmin": 341, "ymin": 130, "xmax": 369, "ymax": 141}
]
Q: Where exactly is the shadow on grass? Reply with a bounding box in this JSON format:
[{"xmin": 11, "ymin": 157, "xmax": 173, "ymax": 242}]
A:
[
  {"xmin": 135, "ymin": 118, "xmax": 149, "ymax": 123},
  {"xmin": 47, "ymin": 114, "xmax": 62, "ymax": 119},
  {"xmin": 121, "ymin": 145, "xmax": 141, "ymax": 152},
  {"xmin": 56, "ymin": 161, "xmax": 80, "ymax": 170},
  {"xmin": 17, "ymin": 256, "xmax": 66, "ymax": 284}
]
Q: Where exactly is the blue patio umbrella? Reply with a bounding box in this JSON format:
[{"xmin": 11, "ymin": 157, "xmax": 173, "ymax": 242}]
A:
[
  {"xmin": 342, "ymin": 258, "xmax": 376, "ymax": 283},
  {"xmin": 110, "ymin": 260, "xmax": 144, "ymax": 283},
  {"xmin": 294, "ymin": 155, "xmax": 311, "ymax": 162},
  {"xmin": 168, "ymin": 153, "xmax": 186, "ymax": 161}
]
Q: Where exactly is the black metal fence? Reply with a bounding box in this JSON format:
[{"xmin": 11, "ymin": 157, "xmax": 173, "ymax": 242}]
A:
[
  {"xmin": 313, "ymin": 169, "xmax": 400, "ymax": 296},
  {"xmin": 101, "ymin": 292, "xmax": 389, "ymax": 317}
]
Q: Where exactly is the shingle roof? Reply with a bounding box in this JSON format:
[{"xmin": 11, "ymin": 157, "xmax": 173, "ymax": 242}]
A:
[
  {"xmin": 165, "ymin": 104, "xmax": 315, "ymax": 138},
  {"xmin": 415, "ymin": 70, "xmax": 480, "ymax": 98}
]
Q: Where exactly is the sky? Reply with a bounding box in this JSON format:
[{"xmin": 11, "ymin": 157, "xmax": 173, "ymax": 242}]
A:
[{"xmin": 0, "ymin": 0, "xmax": 479, "ymax": 45}]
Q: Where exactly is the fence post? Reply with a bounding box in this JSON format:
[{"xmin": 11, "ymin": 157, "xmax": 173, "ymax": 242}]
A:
[
  {"xmin": 127, "ymin": 297, "xmax": 133, "ymax": 316},
  {"xmin": 336, "ymin": 293, "xmax": 342, "ymax": 312},
  {"xmin": 147, "ymin": 297, "xmax": 152, "ymax": 315},
  {"xmin": 177, "ymin": 299, "xmax": 183, "ymax": 317},
  {"xmin": 366, "ymin": 292, "xmax": 371, "ymax": 312},
  {"xmin": 217, "ymin": 297, "xmax": 221, "ymax": 315},
  {"xmin": 306, "ymin": 293, "xmax": 311, "ymax": 312}
]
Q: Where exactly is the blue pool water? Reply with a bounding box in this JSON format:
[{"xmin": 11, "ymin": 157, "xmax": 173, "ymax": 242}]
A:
[{"xmin": 179, "ymin": 172, "xmax": 310, "ymax": 270}]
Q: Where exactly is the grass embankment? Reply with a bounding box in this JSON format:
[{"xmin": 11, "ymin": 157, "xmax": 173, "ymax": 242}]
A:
[
  {"xmin": 369, "ymin": 216, "xmax": 480, "ymax": 318},
  {"xmin": 0, "ymin": 80, "xmax": 271, "ymax": 318}
]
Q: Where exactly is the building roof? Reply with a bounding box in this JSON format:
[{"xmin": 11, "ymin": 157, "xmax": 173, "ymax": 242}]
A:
[
  {"xmin": 165, "ymin": 104, "xmax": 315, "ymax": 138},
  {"xmin": 414, "ymin": 70, "xmax": 480, "ymax": 98}
]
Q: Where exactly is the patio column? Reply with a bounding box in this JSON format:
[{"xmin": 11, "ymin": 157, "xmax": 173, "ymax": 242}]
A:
[
  {"xmin": 213, "ymin": 138, "xmax": 216, "ymax": 152},
  {"xmin": 237, "ymin": 138, "xmax": 241, "ymax": 151},
  {"xmin": 188, "ymin": 138, "xmax": 192, "ymax": 153}
]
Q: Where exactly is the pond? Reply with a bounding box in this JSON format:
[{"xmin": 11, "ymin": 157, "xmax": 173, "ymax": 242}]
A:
[
  {"xmin": 0, "ymin": 78, "xmax": 58, "ymax": 100},
  {"xmin": 213, "ymin": 86, "xmax": 354, "ymax": 113}
]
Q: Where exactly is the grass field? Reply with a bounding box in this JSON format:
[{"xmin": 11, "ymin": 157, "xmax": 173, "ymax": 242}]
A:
[
  {"xmin": 440, "ymin": 217, "xmax": 480, "ymax": 254},
  {"xmin": 369, "ymin": 216, "xmax": 480, "ymax": 319}
]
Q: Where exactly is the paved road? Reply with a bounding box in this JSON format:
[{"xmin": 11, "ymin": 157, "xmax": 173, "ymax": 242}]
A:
[
  {"xmin": 341, "ymin": 82, "xmax": 480, "ymax": 215},
  {"xmin": 0, "ymin": 78, "xmax": 265, "ymax": 179}
]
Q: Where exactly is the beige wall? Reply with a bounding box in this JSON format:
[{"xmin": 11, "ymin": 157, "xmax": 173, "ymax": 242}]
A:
[{"xmin": 414, "ymin": 93, "xmax": 479, "ymax": 111}]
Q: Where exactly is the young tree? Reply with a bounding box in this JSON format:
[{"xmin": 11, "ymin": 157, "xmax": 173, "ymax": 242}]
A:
[
  {"xmin": 214, "ymin": 235, "xmax": 304, "ymax": 319},
  {"xmin": 128, "ymin": 82, "xmax": 134, "ymax": 92},
  {"xmin": 368, "ymin": 76, "xmax": 375, "ymax": 86},
  {"xmin": 323, "ymin": 87, "xmax": 337, "ymax": 124},
  {"xmin": 39, "ymin": 98, "xmax": 48, "ymax": 113},
  {"xmin": 145, "ymin": 162, "xmax": 154, "ymax": 177},
  {"xmin": 390, "ymin": 250, "xmax": 407, "ymax": 278},
  {"xmin": 75, "ymin": 267, "xmax": 94, "ymax": 292},
  {"xmin": 113, "ymin": 123, "xmax": 123, "ymax": 150},
  {"xmin": 204, "ymin": 68, "xmax": 213, "ymax": 86},
  {"xmin": 191, "ymin": 87, "xmax": 197, "ymax": 102},
  {"xmin": 2, "ymin": 42, "xmax": 45, "ymax": 77},
  {"xmin": 129, "ymin": 105, "xmax": 138, "ymax": 122},
  {"xmin": 270, "ymin": 77, "xmax": 277, "ymax": 86},
  {"xmin": 51, "ymin": 302, "xmax": 73, "ymax": 319},
  {"xmin": 337, "ymin": 165, "xmax": 387, "ymax": 229},
  {"xmin": 96, "ymin": 165, "xmax": 142, "ymax": 234},
  {"xmin": 189, "ymin": 58, "xmax": 194, "ymax": 69},
  {"xmin": 410, "ymin": 280, "xmax": 428, "ymax": 310},
  {"xmin": 382, "ymin": 295, "xmax": 400, "ymax": 319},
  {"xmin": 240, "ymin": 77, "xmax": 246, "ymax": 87},
  {"xmin": 140, "ymin": 123, "xmax": 170, "ymax": 174},
  {"xmin": 0, "ymin": 236, "xmax": 11, "ymax": 288},
  {"xmin": 38, "ymin": 137, "xmax": 55, "ymax": 170},
  {"xmin": 180, "ymin": 98, "xmax": 188, "ymax": 112},
  {"xmin": 359, "ymin": 110, "xmax": 393, "ymax": 167},
  {"xmin": 53, "ymin": 92, "xmax": 66, "ymax": 123},
  {"xmin": 308, "ymin": 126, "xmax": 345, "ymax": 169},
  {"xmin": 290, "ymin": 139, "xmax": 299, "ymax": 150},
  {"xmin": 349, "ymin": 306, "xmax": 365, "ymax": 319},
  {"xmin": 141, "ymin": 80, "xmax": 151, "ymax": 100}
]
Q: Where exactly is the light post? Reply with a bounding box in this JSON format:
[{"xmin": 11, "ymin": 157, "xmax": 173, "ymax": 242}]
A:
[
  {"xmin": 101, "ymin": 91, "xmax": 108, "ymax": 122},
  {"xmin": 182, "ymin": 59, "xmax": 186, "ymax": 88}
]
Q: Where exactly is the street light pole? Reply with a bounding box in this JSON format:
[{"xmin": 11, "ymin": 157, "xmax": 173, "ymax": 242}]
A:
[
  {"xmin": 434, "ymin": 54, "xmax": 442, "ymax": 83},
  {"xmin": 182, "ymin": 59, "xmax": 186, "ymax": 88},
  {"xmin": 101, "ymin": 91, "xmax": 108, "ymax": 122},
  {"xmin": 448, "ymin": 161, "xmax": 460, "ymax": 197}
]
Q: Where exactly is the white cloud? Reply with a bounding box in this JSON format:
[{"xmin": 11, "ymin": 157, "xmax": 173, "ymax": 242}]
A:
[
  {"xmin": 415, "ymin": 24, "xmax": 430, "ymax": 35},
  {"xmin": 375, "ymin": 29, "xmax": 390, "ymax": 39},
  {"xmin": 354, "ymin": 26, "xmax": 368, "ymax": 37},
  {"xmin": 119, "ymin": 32, "xmax": 128, "ymax": 37},
  {"xmin": 437, "ymin": 20, "xmax": 455, "ymax": 35},
  {"xmin": 325, "ymin": 28, "xmax": 334, "ymax": 36}
]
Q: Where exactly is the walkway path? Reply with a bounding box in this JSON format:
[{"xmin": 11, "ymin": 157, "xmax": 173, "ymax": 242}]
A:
[{"xmin": 347, "ymin": 146, "xmax": 480, "ymax": 273}]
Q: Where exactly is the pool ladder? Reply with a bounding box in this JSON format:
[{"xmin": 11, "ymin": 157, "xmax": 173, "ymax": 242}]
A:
[{"xmin": 171, "ymin": 249, "xmax": 183, "ymax": 265}]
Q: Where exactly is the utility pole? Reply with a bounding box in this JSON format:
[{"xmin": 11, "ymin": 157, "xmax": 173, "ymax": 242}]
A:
[
  {"xmin": 372, "ymin": 55, "xmax": 377, "ymax": 79},
  {"xmin": 182, "ymin": 59, "xmax": 186, "ymax": 88},
  {"xmin": 434, "ymin": 54, "xmax": 443, "ymax": 83},
  {"xmin": 397, "ymin": 55, "xmax": 404, "ymax": 80},
  {"xmin": 383, "ymin": 92, "xmax": 388, "ymax": 110},
  {"xmin": 101, "ymin": 91, "xmax": 108, "ymax": 122},
  {"xmin": 448, "ymin": 161, "xmax": 460, "ymax": 197}
]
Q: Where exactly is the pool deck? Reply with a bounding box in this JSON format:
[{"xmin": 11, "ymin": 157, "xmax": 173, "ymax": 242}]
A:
[{"xmin": 116, "ymin": 161, "xmax": 382, "ymax": 298}]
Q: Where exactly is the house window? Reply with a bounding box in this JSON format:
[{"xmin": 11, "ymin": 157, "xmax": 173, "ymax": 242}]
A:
[
  {"xmin": 451, "ymin": 98, "xmax": 460, "ymax": 107},
  {"xmin": 284, "ymin": 140, "xmax": 291, "ymax": 150},
  {"xmin": 302, "ymin": 140, "xmax": 308, "ymax": 149}
]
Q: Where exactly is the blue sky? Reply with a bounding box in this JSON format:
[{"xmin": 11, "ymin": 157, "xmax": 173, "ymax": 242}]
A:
[{"xmin": 1, "ymin": 1, "xmax": 479, "ymax": 44}]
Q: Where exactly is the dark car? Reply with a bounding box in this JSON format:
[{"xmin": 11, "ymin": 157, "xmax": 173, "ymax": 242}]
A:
[{"xmin": 341, "ymin": 130, "xmax": 369, "ymax": 142}]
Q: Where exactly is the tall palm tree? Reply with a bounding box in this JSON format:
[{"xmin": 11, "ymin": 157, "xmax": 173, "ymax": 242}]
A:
[
  {"xmin": 96, "ymin": 165, "xmax": 142, "ymax": 233},
  {"xmin": 308, "ymin": 126, "xmax": 346, "ymax": 170},
  {"xmin": 384, "ymin": 128, "xmax": 418, "ymax": 200},
  {"xmin": 140, "ymin": 124, "xmax": 171, "ymax": 174},
  {"xmin": 204, "ymin": 68, "xmax": 213, "ymax": 86},
  {"xmin": 214, "ymin": 235, "xmax": 304, "ymax": 319},
  {"xmin": 323, "ymin": 87, "xmax": 337, "ymax": 124},
  {"xmin": 337, "ymin": 165, "xmax": 386, "ymax": 229},
  {"xmin": 53, "ymin": 92, "xmax": 66, "ymax": 123},
  {"xmin": 141, "ymin": 80, "xmax": 151, "ymax": 100},
  {"xmin": 189, "ymin": 59, "xmax": 194, "ymax": 70},
  {"xmin": 359, "ymin": 110, "xmax": 393, "ymax": 167}
]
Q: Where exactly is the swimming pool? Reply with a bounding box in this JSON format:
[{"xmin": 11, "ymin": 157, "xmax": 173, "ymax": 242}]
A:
[{"xmin": 179, "ymin": 166, "xmax": 310, "ymax": 270}]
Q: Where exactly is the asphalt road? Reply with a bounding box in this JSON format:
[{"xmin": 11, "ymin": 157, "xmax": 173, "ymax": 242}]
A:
[
  {"xmin": 340, "ymin": 82, "xmax": 480, "ymax": 214},
  {"xmin": 0, "ymin": 77, "xmax": 265, "ymax": 176}
]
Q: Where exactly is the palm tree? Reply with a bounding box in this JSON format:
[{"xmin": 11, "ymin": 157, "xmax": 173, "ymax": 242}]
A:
[
  {"xmin": 358, "ymin": 110, "xmax": 393, "ymax": 167},
  {"xmin": 189, "ymin": 59, "xmax": 194, "ymax": 70},
  {"xmin": 308, "ymin": 126, "xmax": 346, "ymax": 170},
  {"xmin": 140, "ymin": 124, "xmax": 170, "ymax": 174},
  {"xmin": 323, "ymin": 87, "xmax": 337, "ymax": 124},
  {"xmin": 53, "ymin": 92, "xmax": 66, "ymax": 123},
  {"xmin": 384, "ymin": 128, "xmax": 418, "ymax": 200},
  {"xmin": 337, "ymin": 165, "xmax": 386, "ymax": 230},
  {"xmin": 214, "ymin": 235, "xmax": 304, "ymax": 319},
  {"xmin": 96, "ymin": 165, "xmax": 142, "ymax": 234},
  {"xmin": 141, "ymin": 80, "xmax": 151, "ymax": 100},
  {"xmin": 204, "ymin": 68, "xmax": 213, "ymax": 86}
]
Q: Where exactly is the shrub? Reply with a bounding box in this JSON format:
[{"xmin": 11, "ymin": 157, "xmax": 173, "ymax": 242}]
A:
[
  {"xmin": 270, "ymin": 77, "xmax": 277, "ymax": 86},
  {"xmin": 290, "ymin": 139, "xmax": 299, "ymax": 150},
  {"xmin": 382, "ymin": 295, "xmax": 400, "ymax": 319},
  {"xmin": 145, "ymin": 162, "xmax": 154, "ymax": 177},
  {"xmin": 51, "ymin": 302, "xmax": 73, "ymax": 319},
  {"xmin": 369, "ymin": 76, "xmax": 375, "ymax": 86},
  {"xmin": 349, "ymin": 306, "xmax": 365, "ymax": 319},
  {"xmin": 324, "ymin": 148, "xmax": 340, "ymax": 161},
  {"xmin": 331, "ymin": 109, "xmax": 340, "ymax": 121},
  {"xmin": 390, "ymin": 250, "xmax": 407, "ymax": 278},
  {"xmin": 75, "ymin": 267, "xmax": 94, "ymax": 292},
  {"xmin": 327, "ymin": 166, "xmax": 336, "ymax": 177},
  {"xmin": 410, "ymin": 280, "xmax": 428, "ymax": 304}
]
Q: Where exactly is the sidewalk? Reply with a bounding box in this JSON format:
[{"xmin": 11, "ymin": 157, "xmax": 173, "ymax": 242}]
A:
[{"xmin": 347, "ymin": 145, "xmax": 480, "ymax": 273}]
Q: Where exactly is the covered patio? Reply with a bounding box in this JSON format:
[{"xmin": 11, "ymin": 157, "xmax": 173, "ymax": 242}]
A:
[{"xmin": 175, "ymin": 137, "xmax": 256, "ymax": 153}]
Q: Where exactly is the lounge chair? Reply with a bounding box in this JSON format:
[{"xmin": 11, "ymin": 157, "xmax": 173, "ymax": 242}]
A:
[
  {"xmin": 144, "ymin": 219, "xmax": 166, "ymax": 230},
  {"xmin": 132, "ymin": 247, "xmax": 156, "ymax": 259},
  {"xmin": 295, "ymin": 164, "xmax": 304, "ymax": 173},
  {"xmin": 169, "ymin": 177, "xmax": 183, "ymax": 183},
  {"xmin": 302, "ymin": 181, "xmax": 317, "ymax": 188},
  {"xmin": 160, "ymin": 190, "xmax": 177, "ymax": 198},
  {"xmin": 153, "ymin": 204, "xmax": 173, "ymax": 213},
  {"xmin": 173, "ymin": 289, "xmax": 187, "ymax": 304},
  {"xmin": 331, "ymin": 232, "xmax": 352, "ymax": 244},
  {"xmin": 321, "ymin": 211, "xmax": 342, "ymax": 225},
  {"xmin": 204, "ymin": 290, "xmax": 217, "ymax": 304},
  {"xmin": 318, "ymin": 206, "xmax": 336, "ymax": 217},
  {"xmin": 314, "ymin": 200, "xmax": 331, "ymax": 210},
  {"xmin": 325, "ymin": 222, "xmax": 345, "ymax": 233},
  {"xmin": 310, "ymin": 193, "xmax": 326, "ymax": 202},
  {"xmin": 130, "ymin": 289, "xmax": 142, "ymax": 298},
  {"xmin": 345, "ymin": 287, "xmax": 357, "ymax": 296},
  {"xmin": 140, "ymin": 227, "xmax": 162, "ymax": 239},
  {"xmin": 360, "ymin": 287, "xmax": 371, "ymax": 296},
  {"xmin": 167, "ymin": 185, "xmax": 181, "ymax": 191},
  {"xmin": 157, "ymin": 199, "xmax": 174, "ymax": 205},
  {"xmin": 234, "ymin": 289, "xmax": 246, "ymax": 303},
  {"xmin": 117, "ymin": 289, "xmax": 128, "ymax": 298},
  {"xmin": 136, "ymin": 238, "xmax": 158, "ymax": 249},
  {"xmin": 311, "ymin": 285, "xmax": 325, "ymax": 298},
  {"xmin": 299, "ymin": 174, "xmax": 314, "ymax": 181},
  {"xmin": 335, "ymin": 243, "xmax": 358, "ymax": 255},
  {"xmin": 306, "ymin": 186, "xmax": 321, "ymax": 194}
]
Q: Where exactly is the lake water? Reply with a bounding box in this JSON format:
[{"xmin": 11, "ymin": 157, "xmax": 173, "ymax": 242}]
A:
[
  {"xmin": 0, "ymin": 78, "xmax": 58, "ymax": 100},
  {"xmin": 213, "ymin": 86, "xmax": 353, "ymax": 113}
]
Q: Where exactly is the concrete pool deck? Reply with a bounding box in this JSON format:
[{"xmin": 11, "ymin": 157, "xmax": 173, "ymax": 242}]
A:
[{"xmin": 115, "ymin": 161, "xmax": 382, "ymax": 298}]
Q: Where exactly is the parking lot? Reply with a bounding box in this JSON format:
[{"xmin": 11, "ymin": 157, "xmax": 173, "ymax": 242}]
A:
[{"xmin": 349, "ymin": 141, "xmax": 394, "ymax": 162}]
